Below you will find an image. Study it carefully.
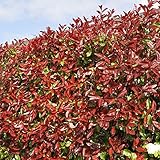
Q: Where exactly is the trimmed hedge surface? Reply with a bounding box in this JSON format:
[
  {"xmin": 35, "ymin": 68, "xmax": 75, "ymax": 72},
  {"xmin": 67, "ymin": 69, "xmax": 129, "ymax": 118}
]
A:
[{"xmin": 0, "ymin": 1, "xmax": 160, "ymax": 159}]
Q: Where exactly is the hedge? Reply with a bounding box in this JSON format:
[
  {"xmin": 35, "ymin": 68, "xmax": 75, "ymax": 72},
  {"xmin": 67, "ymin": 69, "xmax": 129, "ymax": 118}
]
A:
[{"xmin": 0, "ymin": 0, "xmax": 160, "ymax": 159}]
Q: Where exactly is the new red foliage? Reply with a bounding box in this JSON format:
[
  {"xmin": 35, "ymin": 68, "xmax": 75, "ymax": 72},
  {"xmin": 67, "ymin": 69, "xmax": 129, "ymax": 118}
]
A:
[{"xmin": 0, "ymin": 0, "xmax": 160, "ymax": 159}]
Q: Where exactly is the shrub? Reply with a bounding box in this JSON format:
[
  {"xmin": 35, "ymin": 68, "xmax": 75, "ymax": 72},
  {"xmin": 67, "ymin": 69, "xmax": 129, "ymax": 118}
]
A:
[{"xmin": 0, "ymin": 0, "xmax": 160, "ymax": 159}]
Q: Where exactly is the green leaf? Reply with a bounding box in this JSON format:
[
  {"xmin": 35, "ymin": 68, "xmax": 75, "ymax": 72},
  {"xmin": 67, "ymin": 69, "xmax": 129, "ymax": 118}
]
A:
[
  {"xmin": 154, "ymin": 151, "xmax": 160, "ymax": 158},
  {"xmin": 60, "ymin": 142, "xmax": 65, "ymax": 148},
  {"xmin": 86, "ymin": 51, "xmax": 92, "ymax": 57},
  {"xmin": 153, "ymin": 22, "xmax": 160, "ymax": 28},
  {"xmin": 0, "ymin": 146, "xmax": 10, "ymax": 159},
  {"xmin": 42, "ymin": 66, "xmax": 50, "ymax": 74},
  {"xmin": 123, "ymin": 149, "xmax": 137, "ymax": 160},
  {"xmin": 155, "ymin": 132, "xmax": 160, "ymax": 142},
  {"xmin": 99, "ymin": 42, "xmax": 106, "ymax": 47},
  {"xmin": 132, "ymin": 64, "xmax": 138, "ymax": 67},
  {"xmin": 2, "ymin": 132, "xmax": 7, "ymax": 139},
  {"xmin": 9, "ymin": 48, "xmax": 17, "ymax": 55},
  {"xmin": 14, "ymin": 155, "xmax": 21, "ymax": 160},
  {"xmin": 139, "ymin": 126, "xmax": 147, "ymax": 140},
  {"xmin": 68, "ymin": 40, "xmax": 75, "ymax": 45},
  {"xmin": 65, "ymin": 141, "xmax": 71, "ymax": 147},
  {"xmin": 60, "ymin": 140, "xmax": 72, "ymax": 148},
  {"xmin": 123, "ymin": 149, "xmax": 132, "ymax": 158},
  {"xmin": 99, "ymin": 152, "xmax": 107, "ymax": 160},
  {"xmin": 131, "ymin": 153, "xmax": 137, "ymax": 160},
  {"xmin": 147, "ymin": 114, "xmax": 152, "ymax": 125},
  {"xmin": 126, "ymin": 95, "xmax": 132, "ymax": 101},
  {"xmin": 146, "ymin": 98, "xmax": 151, "ymax": 109},
  {"xmin": 27, "ymin": 102, "xmax": 32, "ymax": 108},
  {"xmin": 60, "ymin": 59, "xmax": 65, "ymax": 66},
  {"xmin": 111, "ymin": 62, "xmax": 116, "ymax": 66}
]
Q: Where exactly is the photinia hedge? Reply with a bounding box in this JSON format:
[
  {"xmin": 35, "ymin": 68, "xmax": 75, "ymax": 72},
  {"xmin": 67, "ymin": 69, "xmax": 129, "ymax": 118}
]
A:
[{"xmin": 0, "ymin": 0, "xmax": 160, "ymax": 159}]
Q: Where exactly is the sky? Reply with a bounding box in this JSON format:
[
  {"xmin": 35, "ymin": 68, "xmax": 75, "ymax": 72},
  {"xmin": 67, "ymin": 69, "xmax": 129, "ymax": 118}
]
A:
[{"xmin": 0, "ymin": 0, "xmax": 153, "ymax": 44}]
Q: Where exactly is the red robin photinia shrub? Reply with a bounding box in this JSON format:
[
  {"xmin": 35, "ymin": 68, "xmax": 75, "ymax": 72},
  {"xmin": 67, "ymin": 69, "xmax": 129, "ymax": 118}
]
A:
[{"xmin": 0, "ymin": 1, "xmax": 160, "ymax": 159}]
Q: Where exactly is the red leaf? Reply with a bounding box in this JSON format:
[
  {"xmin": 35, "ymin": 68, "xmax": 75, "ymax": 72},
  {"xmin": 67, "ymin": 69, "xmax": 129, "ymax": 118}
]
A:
[
  {"xmin": 136, "ymin": 147, "xmax": 146, "ymax": 153},
  {"xmin": 108, "ymin": 147, "xmax": 114, "ymax": 157},
  {"xmin": 9, "ymin": 129, "xmax": 16, "ymax": 138},
  {"xmin": 126, "ymin": 127, "xmax": 135, "ymax": 135},
  {"xmin": 131, "ymin": 86, "xmax": 139, "ymax": 96},
  {"xmin": 137, "ymin": 154, "xmax": 145, "ymax": 160},
  {"xmin": 1, "ymin": 98, "xmax": 12, "ymax": 104},
  {"xmin": 98, "ymin": 119, "xmax": 110, "ymax": 130},
  {"xmin": 106, "ymin": 98, "xmax": 115, "ymax": 105},
  {"xmin": 133, "ymin": 138, "xmax": 140, "ymax": 148},
  {"xmin": 86, "ymin": 130, "xmax": 94, "ymax": 139},
  {"xmin": 118, "ymin": 87, "xmax": 127, "ymax": 97},
  {"xmin": 151, "ymin": 100, "xmax": 157, "ymax": 113},
  {"xmin": 109, "ymin": 137, "xmax": 114, "ymax": 147},
  {"xmin": 111, "ymin": 126, "xmax": 116, "ymax": 136},
  {"xmin": 157, "ymin": 110, "xmax": 160, "ymax": 117},
  {"xmin": 1, "ymin": 111, "xmax": 12, "ymax": 119},
  {"xmin": 118, "ymin": 98, "xmax": 126, "ymax": 104},
  {"xmin": 107, "ymin": 109, "xmax": 116, "ymax": 117},
  {"xmin": 88, "ymin": 95, "xmax": 100, "ymax": 100},
  {"xmin": 105, "ymin": 116, "xmax": 115, "ymax": 122},
  {"xmin": 142, "ymin": 84, "xmax": 157, "ymax": 93},
  {"xmin": 127, "ymin": 74, "xmax": 133, "ymax": 81},
  {"xmin": 99, "ymin": 5, "xmax": 103, "ymax": 10},
  {"xmin": 96, "ymin": 61, "xmax": 105, "ymax": 67},
  {"xmin": 155, "ymin": 39, "xmax": 160, "ymax": 49},
  {"xmin": 10, "ymin": 147, "xmax": 20, "ymax": 153},
  {"xmin": 118, "ymin": 144, "xmax": 125, "ymax": 151},
  {"xmin": 143, "ymin": 116, "xmax": 147, "ymax": 126},
  {"xmin": 153, "ymin": 121, "xmax": 160, "ymax": 130},
  {"xmin": 128, "ymin": 122, "xmax": 136, "ymax": 128}
]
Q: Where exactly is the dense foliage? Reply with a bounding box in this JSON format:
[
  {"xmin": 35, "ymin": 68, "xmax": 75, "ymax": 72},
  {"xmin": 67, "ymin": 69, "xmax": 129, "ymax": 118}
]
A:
[{"xmin": 0, "ymin": 1, "xmax": 160, "ymax": 159}]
